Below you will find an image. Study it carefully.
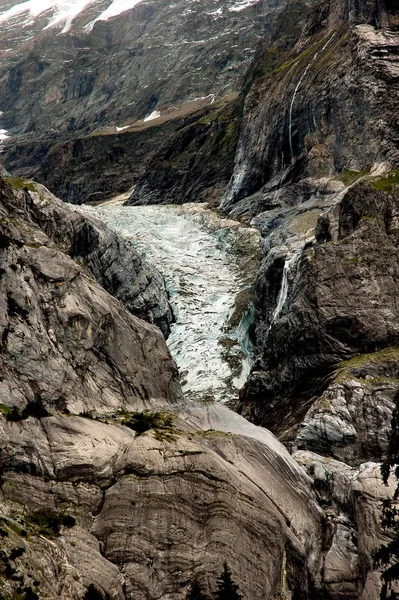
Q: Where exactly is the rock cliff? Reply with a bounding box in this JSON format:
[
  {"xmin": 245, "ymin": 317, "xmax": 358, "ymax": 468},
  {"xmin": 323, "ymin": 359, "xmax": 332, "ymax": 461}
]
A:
[
  {"xmin": 1, "ymin": 0, "xmax": 399, "ymax": 597},
  {"xmin": 0, "ymin": 0, "xmax": 285, "ymax": 149},
  {"xmin": 0, "ymin": 174, "xmax": 328, "ymax": 600}
]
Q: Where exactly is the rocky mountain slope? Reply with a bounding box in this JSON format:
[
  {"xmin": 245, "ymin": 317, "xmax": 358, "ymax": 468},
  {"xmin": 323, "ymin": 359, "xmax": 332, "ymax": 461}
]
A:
[
  {"xmin": 0, "ymin": 0, "xmax": 284, "ymax": 140},
  {"xmin": 2, "ymin": 170, "xmax": 399, "ymax": 600},
  {"xmin": 1, "ymin": 0, "xmax": 399, "ymax": 598},
  {"xmin": 0, "ymin": 174, "xmax": 327, "ymax": 599}
]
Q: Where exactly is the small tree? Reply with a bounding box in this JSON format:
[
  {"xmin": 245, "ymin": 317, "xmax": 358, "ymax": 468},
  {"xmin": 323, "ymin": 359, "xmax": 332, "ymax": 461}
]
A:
[
  {"xmin": 187, "ymin": 577, "xmax": 210, "ymax": 600},
  {"xmin": 374, "ymin": 396, "xmax": 399, "ymax": 599},
  {"xmin": 215, "ymin": 562, "xmax": 242, "ymax": 600}
]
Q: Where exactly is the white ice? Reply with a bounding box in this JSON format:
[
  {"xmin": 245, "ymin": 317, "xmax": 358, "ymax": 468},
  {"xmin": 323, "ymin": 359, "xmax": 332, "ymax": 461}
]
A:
[
  {"xmin": 0, "ymin": 0, "xmax": 94, "ymax": 32},
  {"xmin": 79, "ymin": 203, "xmax": 255, "ymax": 404},
  {"xmin": 143, "ymin": 110, "xmax": 161, "ymax": 122},
  {"xmin": 87, "ymin": 0, "xmax": 144, "ymax": 29}
]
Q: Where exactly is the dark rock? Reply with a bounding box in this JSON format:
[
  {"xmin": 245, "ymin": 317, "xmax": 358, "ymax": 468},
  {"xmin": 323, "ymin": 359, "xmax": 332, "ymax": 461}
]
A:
[
  {"xmin": 126, "ymin": 97, "xmax": 242, "ymax": 206},
  {"xmin": 0, "ymin": 0, "xmax": 285, "ymax": 139},
  {"xmin": 239, "ymin": 183, "xmax": 399, "ymax": 437}
]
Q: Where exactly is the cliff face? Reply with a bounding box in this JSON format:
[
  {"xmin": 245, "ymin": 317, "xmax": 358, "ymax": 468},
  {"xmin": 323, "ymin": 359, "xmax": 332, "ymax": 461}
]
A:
[
  {"xmin": 0, "ymin": 175, "xmax": 330, "ymax": 600},
  {"xmin": 0, "ymin": 0, "xmax": 284, "ymax": 139},
  {"xmin": 23, "ymin": 183, "xmax": 173, "ymax": 336},
  {"xmin": 0, "ymin": 0, "xmax": 294, "ymax": 205},
  {"xmin": 1, "ymin": 0, "xmax": 399, "ymax": 597}
]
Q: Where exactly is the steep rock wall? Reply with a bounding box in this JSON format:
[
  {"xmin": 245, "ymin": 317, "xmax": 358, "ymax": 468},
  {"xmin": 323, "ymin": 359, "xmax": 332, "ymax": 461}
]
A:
[{"xmin": 0, "ymin": 173, "xmax": 332, "ymax": 600}]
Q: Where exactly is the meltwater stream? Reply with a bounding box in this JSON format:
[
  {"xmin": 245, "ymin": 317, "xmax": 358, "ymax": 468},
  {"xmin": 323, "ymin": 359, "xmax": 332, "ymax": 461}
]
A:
[{"xmin": 79, "ymin": 200, "xmax": 261, "ymax": 404}]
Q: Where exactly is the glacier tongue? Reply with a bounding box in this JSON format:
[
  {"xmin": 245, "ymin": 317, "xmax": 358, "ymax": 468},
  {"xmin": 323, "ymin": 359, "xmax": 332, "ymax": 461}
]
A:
[{"xmin": 79, "ymin": 201, "xmax": 261, "ymax": 405}]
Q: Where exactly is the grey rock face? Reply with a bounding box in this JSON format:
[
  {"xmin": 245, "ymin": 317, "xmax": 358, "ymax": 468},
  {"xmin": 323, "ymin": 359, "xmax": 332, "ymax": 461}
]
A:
[
  {"xmin": 222, "ymin": 1, "xmax": 399, "ymax": 212},
  {"xmin": 0, "ymin": 409, "xmax": 324, "ymax": 600},
  {"xmin": 24, "ymin": 182, "xmax": 173, "ymax": 336},
  {"xmin": 296, "ymin": 354, "xmax": 399, "ymax": 465},
  {"xmin": 126, "ymin": 97, "xmax": 241, "ymax": 207},
  {"xmin": 0, "ymin": 174, "xmax": 330, "ymax": 600},
  {"xmin": 239, "ymin": 182, "xmax": 399, "ymax": 433},
  {"xmin": 0, "ymin": 0, "xmax": 284, "ymax": 139},
  {"xmin": 0, "ymin": 175, "xmax": 180, "ymax": 415},
  {"xmin": 3, "ymin": 114, "xmax": 187, "ymax": 205},
  {"xmin": 295, "ymin": 451, "xmax": 398, "ymax": 600}
]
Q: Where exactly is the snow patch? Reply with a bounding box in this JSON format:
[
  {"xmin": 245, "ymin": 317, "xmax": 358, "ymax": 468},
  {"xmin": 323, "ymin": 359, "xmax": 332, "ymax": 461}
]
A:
[
  {"xmin": 192, "ymin": 93, "xmax": 216, "ymax": 103},
  {"xmin": 0, "ymin": 0, "xmax": 95, "ymax": 32},
  {"xmin": 229, "ymin": 0, "xmax": 260, "ymax": 12},
  {"xmin": 143, "ymin": 110, "xmax": 161, "ymax": 122},
  {"xmin": 87, "ymin": 0, "xmax": 144, "ymax": 30},
  {"xmin": 0, "ymin": 0, "xmax": 145, "ymax": 32},
  {"xmin": 0, "ymin": 130, "xmax": 10, "ymax": 143}
]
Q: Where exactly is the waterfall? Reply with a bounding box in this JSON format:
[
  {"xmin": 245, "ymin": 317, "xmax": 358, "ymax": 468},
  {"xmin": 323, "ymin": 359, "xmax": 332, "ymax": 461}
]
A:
[
  {"xmin": 288, "ymin": 33, "xmax": 336, "ymax": 161},
  {"xmin": 271, "ymin": 250, "xmax": 301, "ymax": 324}
]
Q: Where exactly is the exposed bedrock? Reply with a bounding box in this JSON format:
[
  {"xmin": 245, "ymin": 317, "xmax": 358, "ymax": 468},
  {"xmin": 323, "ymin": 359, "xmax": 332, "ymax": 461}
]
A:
[
  {"xmin": 0, "ymin": 173, "xmax": 333, "ymax": 600},
  {"xmin": 239, "ymin": 183, "xmax": 399, "ymax": 435},
  {"xmin": 26, "ymin": 182, "xmax": 173, "ymax": 336},
  {"xmin": 0, "ymin": 175, "xmax": 180, "ymax": 415},
  {"xmin": 222, "ymin": 16, "xmax": 399, "ymax": 212}
]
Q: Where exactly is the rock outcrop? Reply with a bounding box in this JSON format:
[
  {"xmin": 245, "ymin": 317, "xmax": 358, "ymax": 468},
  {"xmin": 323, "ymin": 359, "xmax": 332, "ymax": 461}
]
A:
[
  {"xmin": 0, "ymin": 173, "xmax": 331, "ymax": 600},
  {"xmin": 0, "ymin": 0, "xmax": 285, "ymax": 138},
  {"xmin": 239, "ymin": 182, "xmax": 399, "ymax": 432},
  {"xmin": 0, "ymin": 175, "xmax": 180, "ymax": 415},
  {"xmin": 22, "ymin": 181, "xmax": 173, "ymax": 336}
]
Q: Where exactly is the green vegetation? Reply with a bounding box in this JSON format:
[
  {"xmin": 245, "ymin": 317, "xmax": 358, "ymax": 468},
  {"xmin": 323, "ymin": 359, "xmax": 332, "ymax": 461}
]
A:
[
  {"xmin": 0, "ymin": 587, "xmax": 39, "ymax": 600},
  {"xmin": 289, "ymin": 210, "xmax": 320, "ymax": 236},
  {"xmin": 256, "ymin": 31, "xmax": 341, "ymax": 82},
  {"xmin": 215, "ymin": 562, "xmax": 242, "ymax": 600},
  {"xmin": 172, "ymin": 449, "xmax": 203, "ymax": 457},
  {"xmin": 196, "ymin": 429, "xmax": 231, "ymax": 438},
  {"xmin": 371, "ymin": 169, "xmax": 399, "ymax": 193},
  {"xmin": 335, "ymin": 168, "xmax": 371, "ymax": 186},
  {"xmin": 0, "ymin": 405, "xmax": 13, "ymax": 419},
  {"xmin": 0, "ymin": 518, "xmax": 27, "ymax": 538},
  {"xmin": 0, "ymin": 544, "xmax": 39, "ymax": 600},
  {"xmin": 185, "ymin": 563, "xmax": 241, "ymax": 600},
  {"xmin": 335, "ymin": 348, "xmax": 399, "ymax": 385},
  {"xmin": 340, "ymin": 256, "xmax": 358, "ymax": 267},
  {"xmin": 187, "ymin": 579, "xmax": 210, "ymax": 600},
  {"xmin": 4, "ymin": 178, "xmax": 36, "ymax": 193},
  {"xmin": 0, "ymin": 402, "xmax": 49, "ymax": 422},
  {"xmin": 24, "ymin": 511, "xmax": 76, "ymax": 538},
  {"xmin": 338, "ymin": 347, "xmax": 399, "ymax": 371},
  {"xmin": 120, "ymin": 410, "xmax": 179, "ymax": 441}
]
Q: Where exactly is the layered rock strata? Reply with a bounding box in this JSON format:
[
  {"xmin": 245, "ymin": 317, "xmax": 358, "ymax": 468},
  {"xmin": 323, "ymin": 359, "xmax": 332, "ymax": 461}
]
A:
[{"xmin": 0, "ymin": 175, "xmax": 326, "ymax": 600}]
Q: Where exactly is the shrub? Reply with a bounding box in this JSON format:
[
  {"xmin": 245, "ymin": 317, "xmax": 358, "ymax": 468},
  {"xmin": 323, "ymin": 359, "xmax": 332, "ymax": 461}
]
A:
[{"xmin": 121, "ymin": 410, "xmax": 176, "ymax": 436}]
